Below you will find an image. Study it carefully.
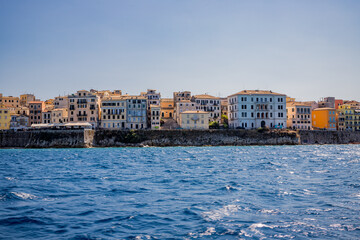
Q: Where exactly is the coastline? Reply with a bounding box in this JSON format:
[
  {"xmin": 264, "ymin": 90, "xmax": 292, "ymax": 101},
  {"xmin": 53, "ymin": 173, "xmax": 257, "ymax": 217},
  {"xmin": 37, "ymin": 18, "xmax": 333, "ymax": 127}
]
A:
[{"xmin": 1, "ymin": 129, "xmax": 360, "ymax": 148}]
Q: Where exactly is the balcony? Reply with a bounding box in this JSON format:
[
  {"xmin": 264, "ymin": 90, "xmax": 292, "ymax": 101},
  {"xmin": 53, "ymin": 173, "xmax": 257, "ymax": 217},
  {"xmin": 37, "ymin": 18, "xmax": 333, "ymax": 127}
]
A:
[
  {"xmin": 77, "ymin": 113, "xmax": 88, "ymax": 117},
  {"xmin": 77, "ymin": 100, "xmax": 88, "ymax": 104}
]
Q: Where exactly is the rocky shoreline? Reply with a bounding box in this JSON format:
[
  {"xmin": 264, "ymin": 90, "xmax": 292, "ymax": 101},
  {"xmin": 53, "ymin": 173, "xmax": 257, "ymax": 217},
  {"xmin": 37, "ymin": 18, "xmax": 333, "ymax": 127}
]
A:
[{"xmin": 0, "ymin": 129, "xmax": 360, "ymax": 148}]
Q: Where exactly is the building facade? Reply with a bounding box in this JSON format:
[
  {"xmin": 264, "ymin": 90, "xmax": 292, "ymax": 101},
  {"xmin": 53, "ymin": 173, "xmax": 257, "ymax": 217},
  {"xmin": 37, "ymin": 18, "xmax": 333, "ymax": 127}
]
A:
[
  {"xmin": 337, "ymin": 104, "xmax": 360, "ymax": 131},
  {"xmin": 0, "ymin": 96, "xmax": 20, "ymax": 108},
  {"xmin": 286, "ymin": 102, "xmax": 312, "ymax": 130},
  {"xmin": 160, "ymin": 98, "xmax": 174, "ymax": 119},
  {"xmin": 192, "ymin": 94, "xmax": 221, "ymax": 123},
  {"xmin": 101, "ymin": 97, "xmax": 127, "ymax": 129},
  {"xmin": 312, "ymin": 108, "xmax": 337, "ymax": 130},
  {"xmin": 51, "ymin": 108, "xmax": 68, "ymax": 124},
  {"xmin": 0, "ymin": 108, "xmax": 11, "ymax": 130},
  {"xmin": 228, "ymin": 90, "xmax": 287, "ymax": 129},
  {"xmin": 68, "ymin": 90, "xmax": 100, "ymax": 128},
  {"xmin": 54, "ymin": 96, "xmax": 69, "ymax": 109},
  {"xmin": 126, "ymin": 96, "xmax": 147, "ymax": 129},
  {"xmin": 42, "ymin": 111, "xmax": 51, "ymax": 124},
  {"xmin": 20, "ymin": 94, "xmax": 36, "ymax": 107},
  {"xmin": 29, "ymin": 101, "xmax": 45, "ymax": 125},
  {"xmin": 179, "ymin": 111, "xmax": 209, "ymax": 130},
  {"xmin": 150, "ymin": 105, "xmax": 161, "ymax": 130},
  {"xmin": 175, "ymin": 100, "xmax": 197, "ymax": 124}
]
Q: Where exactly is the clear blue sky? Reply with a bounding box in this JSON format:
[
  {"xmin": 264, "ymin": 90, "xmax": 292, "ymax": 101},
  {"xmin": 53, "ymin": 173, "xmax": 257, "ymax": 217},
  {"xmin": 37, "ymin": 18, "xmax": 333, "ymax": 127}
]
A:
[{"xmin": 1, "ymin": 0, "xmax": 359, "ymax": 101}]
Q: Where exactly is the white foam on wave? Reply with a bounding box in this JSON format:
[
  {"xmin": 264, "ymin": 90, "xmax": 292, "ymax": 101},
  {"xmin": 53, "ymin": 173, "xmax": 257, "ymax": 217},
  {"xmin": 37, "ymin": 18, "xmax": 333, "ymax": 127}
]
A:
[
  {"xmin": 5, "ymin": 177, "xmax": 15, "ymax": 181},
  {"xmin": 202, "ymin": 204, "xmax": 241, "ymax": 221},
  {"xmin": 199, "ymin": 227, "xmax": 216, "ymax": 237},
  {"xmin": 248, "ymin": 223, "xmax": 274, "ymax": 235},
  {"xmin": 11, "ymin": 192, "xmax": 37, "ymax": 200}
]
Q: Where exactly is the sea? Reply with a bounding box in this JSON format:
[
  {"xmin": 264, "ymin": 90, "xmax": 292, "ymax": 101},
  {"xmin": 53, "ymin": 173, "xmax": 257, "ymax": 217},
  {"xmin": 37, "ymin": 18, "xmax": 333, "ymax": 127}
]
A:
[{"xmin": 0, "ymin": 145, "xmax": 360, "ymax": 239}]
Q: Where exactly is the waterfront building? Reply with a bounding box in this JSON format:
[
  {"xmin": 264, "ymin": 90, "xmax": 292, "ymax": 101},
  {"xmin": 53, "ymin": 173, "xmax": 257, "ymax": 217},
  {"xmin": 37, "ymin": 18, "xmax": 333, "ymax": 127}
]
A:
[
  {"xmin": 0, "ymin": 107, "xmax": 11, "ymax": 130},
  {"xmin": 150, "ymin": 104, "xmax": 161, "ymax": 130},
  {"xmin": 337, "ymin": 104, "xmax": 360, "ymax": 131},
  {"xmin": 51, "ymin": 108, "xmax": 68, "ymax": 124},
  {"xmin": 192, "ymin": 94, "xmax": 221, "ymax": 123},
  {"xmin": 179, "ymin": 111, "xmax": 209, "ymax": 130},
  {"xmin": 42, "ymin": 110, "xmax": 51, "ymax": 124},
  {"xmin": 14, "ymin": 106, "xmax": 30, "ymax": 116},
  {"xmin": 312, "ymin": 108, "xmax": 337, "ymax": 130},
  {"xmin": 54, "ymin": 96, "xmax": 69, "ymax": 109},
  {"xmin": 344, "ymin": 100, "xmax": 360, "ymax": 109},
  {"xmin": 68, "ymin": 90, "xmax": 100, "ymax": 129},
  {"xmin": 0, "ymin": 95, "xmax": 20, "ymax": 108},
  {"xmin": 126, "ymin": 96, "xmax": 147, "ymax": 129},
  {"xmin": 286, "ymin": 102, "xmax": 312, "ymax": 130},
  {"xmin": 335, "ymin": 99, "xmax": 344, "ymax": 110},
  {"xmin": 10, "ymin": 114, "xmax": 29, "ymax": 129},
  {"xmin": 29, "ymin": 101, "xmax": 45, "ymax": 125},
  {"xmin": 141, "ymin": 89, "xmax": 161, "ymax": 126},
  {"xmin": 175, "ymin": 100, "xmax": 197, "ymax": 124},
  {"xmin": 101, "ymin": 96, "xmax": 127, "ymax": 129},
  {"xmin": 318, "ymin": 97, "xmax": 335, "ymax": 109},
  {"xmin": 173, "ymin": 91, "xmax": 191, "ymax": 104},
  {"xmin": 160, "ymin": 98, "xmax": 174, "ymax": 119},
  {"xmin": 20, "ymin": 94, "xmax": 36, "ymax": 107},
  {"xmin": 227, "ymin": 90, "xmax": 287, "ymax": 129}
]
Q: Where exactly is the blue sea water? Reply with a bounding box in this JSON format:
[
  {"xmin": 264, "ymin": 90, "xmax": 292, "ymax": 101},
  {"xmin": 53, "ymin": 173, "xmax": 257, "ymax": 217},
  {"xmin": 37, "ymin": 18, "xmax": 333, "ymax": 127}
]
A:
[{"xmin": 0, "ymin": 145, "xmax": 360, "ymax": 240}]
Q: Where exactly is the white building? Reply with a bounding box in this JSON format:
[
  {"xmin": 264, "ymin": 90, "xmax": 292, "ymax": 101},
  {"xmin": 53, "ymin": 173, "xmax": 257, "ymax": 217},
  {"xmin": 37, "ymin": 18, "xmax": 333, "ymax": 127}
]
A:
[
  {"xmin": 192, "ymin": 94, "xmax": 221, "ymax": 123},
  {"xmin": 228, "ymin": 90, "xmax": 287, "ymax": 129},
  {"xmin": 174, "ymin": 100, "xmax": 197, "ymax": 124},
  {"xmin": 150, "ymin": 104, "xmax": 161, "ymax": 130}
]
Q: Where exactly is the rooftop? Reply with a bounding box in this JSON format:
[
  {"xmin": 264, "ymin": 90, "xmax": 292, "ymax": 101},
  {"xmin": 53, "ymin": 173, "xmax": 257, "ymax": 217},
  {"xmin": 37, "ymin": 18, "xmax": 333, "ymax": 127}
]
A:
[
  {"xmin": 181, "ymin": 110, "xmax": 208, "ymax": 114},
  {"xmin": 229, "ymin": 90, "xmax": 285, "ymax": 97},
  {"xmin": 193, "ymin": 94, "xmax": 220, "ymax": 99}
]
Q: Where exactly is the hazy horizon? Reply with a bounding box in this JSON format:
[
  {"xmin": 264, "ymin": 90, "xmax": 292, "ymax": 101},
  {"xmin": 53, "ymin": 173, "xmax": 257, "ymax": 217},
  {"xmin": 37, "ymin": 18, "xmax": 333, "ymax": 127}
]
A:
[{"xmin": 1, "ymin": 0, "xmax": 359, "ymax": 101}]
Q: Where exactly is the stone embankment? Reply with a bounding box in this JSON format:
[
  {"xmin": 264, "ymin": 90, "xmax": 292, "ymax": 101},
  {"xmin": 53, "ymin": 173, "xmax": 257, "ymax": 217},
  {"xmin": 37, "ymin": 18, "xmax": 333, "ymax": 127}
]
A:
[
  {"xmin": 0, "ymin": 129, "xmax": 359, "ymax": 148},
  {"xmin": 298, "ymin": 130, "xmax": 360, "ymax": 145},
  {"xmin": 0, "ymin": 129, "xmax": 93, "ymax": 148}
]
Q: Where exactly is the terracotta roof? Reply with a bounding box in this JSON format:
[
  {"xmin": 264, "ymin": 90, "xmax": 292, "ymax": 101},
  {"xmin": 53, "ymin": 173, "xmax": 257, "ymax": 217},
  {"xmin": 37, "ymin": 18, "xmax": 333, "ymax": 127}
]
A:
[
  {"xmin": 29, "ymin": 101, "xmax": 44, "ymax": 104},
  {"xmin": 181, "ymin": 110, "xmax": 209, "ymax": 114},
  {"xmin": 287, "ymin": 102, "xmax": 312, "ymax": 107},
  {"xmin": 313, "ymin": 108, "xmax": 336, "ymax": 111},
  {"xmin": 193, "ymin": 94, "xmax": 219, "ymax": 99},
  {"xmin": 229, "ymin": 90, "xmax": 285, "ymax": 97}
]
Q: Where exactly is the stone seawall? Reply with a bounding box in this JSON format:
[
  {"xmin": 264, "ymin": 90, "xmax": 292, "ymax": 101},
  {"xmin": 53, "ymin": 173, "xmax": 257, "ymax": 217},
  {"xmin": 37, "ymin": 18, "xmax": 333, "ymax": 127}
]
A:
[
  {"xmin": 1, "ymin": 129, "xmax": 360, "ymax": 148},
  {"xmin": 298, "ymin": 130, "xmax": 360, "ymax": 145},
  {"xmin": 0, "ymin": 129, "xmax": 92, "ymax": 148},
  {"xmin": 93, "ymin": 129, "xmax": 299, "ymax": 147}
]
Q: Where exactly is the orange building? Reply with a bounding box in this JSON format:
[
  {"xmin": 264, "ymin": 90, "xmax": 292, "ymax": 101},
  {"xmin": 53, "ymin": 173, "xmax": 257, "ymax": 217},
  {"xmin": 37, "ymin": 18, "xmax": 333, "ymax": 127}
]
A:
[
  {"xmin": 312, "ymin": 108, "xmax": 337, "ymax": 130},
  {"xmin": 160, "ymin": 98, "xmax": 174, "ymax": 119}
]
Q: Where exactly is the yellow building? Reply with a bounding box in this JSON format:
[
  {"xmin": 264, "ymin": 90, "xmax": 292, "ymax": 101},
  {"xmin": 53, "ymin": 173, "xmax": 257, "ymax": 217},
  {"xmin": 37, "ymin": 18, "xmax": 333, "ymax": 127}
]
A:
[
  {"xmin": 180, "ymin": 111, "xmax": 209, "ymax": 130},
  {"xmin": 312, "ymin": 108, "xmax": 336, "ymax": 130},
  {"xmin": 0, "ymin": 108, "xmax": 11, "ymax": 130},
  {"xmin": 160, "ymin": 98, "xmax": 174, "ymax": 119},
  {"xmin": 337, "ymin": 104, "xmax": 360, "ymax": 131}
]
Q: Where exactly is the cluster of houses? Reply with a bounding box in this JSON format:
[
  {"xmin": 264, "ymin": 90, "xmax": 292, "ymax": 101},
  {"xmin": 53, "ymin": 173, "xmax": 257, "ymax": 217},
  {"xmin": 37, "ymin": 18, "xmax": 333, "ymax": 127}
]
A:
[{"xmin": 0, "ymin": 89, "xmax": 359, "ymax": 131}]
